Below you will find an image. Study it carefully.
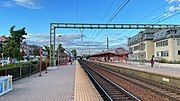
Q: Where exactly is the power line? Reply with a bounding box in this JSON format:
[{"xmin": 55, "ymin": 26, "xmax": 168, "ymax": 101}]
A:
[
  {"xmin": 136, "ymin": 2, "xmax": 168, "ymax": 23},
  {"xmin": 101, "ymin": 0, "xmax": 116, "ymax": 23},
  {"xmin": 93, "ymin": 0, "xmax": 130, "ymax": 40},
  {"xmin": 76, "ymin": 0, "xmax": 79, "ymax": 22},
  {"xmin": 108, "ymin": 0, "xmax": 130, "ymax": 24},
  {"xmin": 155, "ymin": 12, "xmax": 180, "ymax": 24},
  {"xmin": 90, "ymin": 0, "xmax": 116, "ymax": 39},
  {"xmin": 109, "ymin": 2, "xmax": 170, "ymax": 41}
]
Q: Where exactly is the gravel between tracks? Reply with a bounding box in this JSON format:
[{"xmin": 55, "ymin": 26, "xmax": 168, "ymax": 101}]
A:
[{"xmin": 85, "ymin": 62, "xmax": 169, "ymax": 101}]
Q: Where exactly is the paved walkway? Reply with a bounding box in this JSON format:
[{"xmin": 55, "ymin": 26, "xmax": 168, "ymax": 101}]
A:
[
  {"xmin": 94, "ymin": 61, "xmax": 180, "ymax": 78},
  {"xmin": 74, "ymin": 61, "xmax": 103, "ymax": 101},
  {"xmin": 0, "ymin": 64, "xmax": 75, "ymax": 101},
  {"xmin": 0, "ymin": 61, "xmax": 103, "ymax": 101}
]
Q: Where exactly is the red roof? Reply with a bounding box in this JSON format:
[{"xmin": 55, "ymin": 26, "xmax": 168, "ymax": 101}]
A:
[
  {"xmin": 0, "ymin": 37, "xmax": 6, "ymax": 42},
  {"xmin": 90, "ymin": 47, "xmax": 128, "ymax": 57}
]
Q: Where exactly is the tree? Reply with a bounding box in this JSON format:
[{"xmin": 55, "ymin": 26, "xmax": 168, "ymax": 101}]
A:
[
  {"xmin": 71, "ymin": 49, "xmax": 77, "ymax": 59},
  {"xmin": 3, "ymin": 26, "xmax": 27, "ymax": 61},
  {"xmin": 33, "ymin": 47, "xmax": 40, "ymax": 56},
  {"xmin": 57, "ymin": 43, "xmax": 65, "ymax": 53},
  {"xmin": 0, "ymin": 42, "xmax": 2, "ymax": 58}
]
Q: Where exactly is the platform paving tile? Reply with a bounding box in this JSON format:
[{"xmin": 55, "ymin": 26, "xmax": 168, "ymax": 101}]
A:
[
  {"xmin": 74, "ymin": 61, "xmax": 103, "ymax": 101},
  {"xmin": 0, "ymin": 64, "xmax": 75, "ymax": 101}
]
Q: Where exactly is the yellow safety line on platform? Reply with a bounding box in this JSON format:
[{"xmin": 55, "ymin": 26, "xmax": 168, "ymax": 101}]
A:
[{"xmin": 74, "ymin": 61, "xmax": 103, "ymax": 101}]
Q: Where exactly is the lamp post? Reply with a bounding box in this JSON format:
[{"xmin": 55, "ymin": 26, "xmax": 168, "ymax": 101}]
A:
[
  {"xmin": 172, "ymin": 28, "xmax": 176, "ymax": 63},
  {"xmin": 139, "ymin": 31, "xmax": 145, "ymax": 65},
  {"xmin": 127, "ymin": 38, "xmax": 131, "ymax": 64},
  {"xmin": 39, "ymin": 47, "xmax": 42, "ymax": 76},
  {"xmin": 58, "ymin": 35, "xmax": 61, "ymax": 66}
]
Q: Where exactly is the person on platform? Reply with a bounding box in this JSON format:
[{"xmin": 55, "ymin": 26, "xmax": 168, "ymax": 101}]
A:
[
  {"xmin": 69, "ymin": 58, "xmax": 72, "ymax": 65},
  {"xmin": 150, "ymin": 55, "xmax": 154, "ymax": 67}
]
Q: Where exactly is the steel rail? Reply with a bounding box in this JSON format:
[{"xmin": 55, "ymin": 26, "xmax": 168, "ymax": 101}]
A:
[{"xmin": 79, "ymin": 60, "xmax": 140, "ymax": 101}]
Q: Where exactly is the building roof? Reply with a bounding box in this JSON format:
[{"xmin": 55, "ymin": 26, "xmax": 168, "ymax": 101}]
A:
[
  {"xmin": 90, "ymin": 47, "xmax": 128, "ymax": 57},
  {"xmin": 0, "ymin": 37, "xmax": 7, "ymax": 42},
  {"xmin": 128, "ymin": 29, "xmax": 160, "ymax": 46},
  {"xmin": 153, "ymin": 28, "xmax": 180, "ymax": 41}
]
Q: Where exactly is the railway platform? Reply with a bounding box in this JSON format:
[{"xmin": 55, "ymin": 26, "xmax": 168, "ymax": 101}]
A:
[
  {"xmin": 74, "ymin": 61, "xmax": 103, "ymax": 101},
  {"xmin": 94, "ymin": 61, "xmax": 180, "ymax": 78},
  {"xmin": 0, "ymin": 61, "xmax": 102, "ymax": 101}
]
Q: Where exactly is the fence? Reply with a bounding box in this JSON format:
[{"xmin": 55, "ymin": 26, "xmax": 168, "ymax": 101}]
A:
[{"xmin": 0, "ymin": 61, "xmax": 48, "ymax": 81}]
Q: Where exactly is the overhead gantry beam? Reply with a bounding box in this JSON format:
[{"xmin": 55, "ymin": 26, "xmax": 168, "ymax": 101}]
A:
[
  {"xmin": 51, "ymin": 23, "xmax": 180, "ymax": 29},
  {"xmin": 50, "ymin": 23, "xmax": 180, "ymax": 66}
]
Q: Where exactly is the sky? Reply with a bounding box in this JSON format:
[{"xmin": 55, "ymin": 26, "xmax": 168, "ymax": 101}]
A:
[{"xmin": 0, "ymin": 0, "xmax": 180, "ymax": 55}]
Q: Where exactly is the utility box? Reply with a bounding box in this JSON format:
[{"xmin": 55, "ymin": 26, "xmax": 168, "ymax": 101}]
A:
[{"xmin": 0, "ymin": 75, "xmax": 13, "ymax": 96}]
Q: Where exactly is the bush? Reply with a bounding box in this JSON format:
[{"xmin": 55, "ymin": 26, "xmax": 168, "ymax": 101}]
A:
[
  {"xmin": 0, "ymin": 61, "xmax": 49, "ymax": 81},
  {"xmin": 158, "ymin": 58, "xmax": 168, "ymax": 63}
]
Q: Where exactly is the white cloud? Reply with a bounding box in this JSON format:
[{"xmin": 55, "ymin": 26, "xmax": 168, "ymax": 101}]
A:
[
  {"xmin": 163, "ymin": 0, "xmax": 180, "ymax": 17},
  {"xmin": 2, "ymin": 0, "xmax": 41, "ymax": 9},
  {"xmin": 166, "ymin": 0, "xmax": 180, "ymax": 3},
  {"xmin": 2, "ymin": 1, "xmax": 15, "ymax": 7},
  {"xmin": 168, "ymin": 5, "xmax": 180, "ymax": 12},
  {"xmin": 26, "ymin": 33, "xmax": 85, "ymax": 46},
  {"xmin": 163, "ymin": 13, "xmax": 172, "ymax": 17}
]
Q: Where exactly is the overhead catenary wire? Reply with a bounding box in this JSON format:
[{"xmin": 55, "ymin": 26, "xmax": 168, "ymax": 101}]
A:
[
  {"xmin": 112, "ymin": 11, "xmax": 180, "ymax": 44},
  {"xmin": 93, "ymin": 0, "xmax": 130, "ymax": 40},
  {"xmin": 155, "ymin": 11, "xmax": 180, "ymax": 24},
  {"xmin": 90, "ymin": 0, "xmax": 116, "ymax": 39},
  {"xmin": 107, "ymin": 0, "xmax": 130, "ymax": 24},
  {"xmin": 76, "ymin": 0, "xmax": 79, "ymax": 23},
  {"xmin": 109, "ymin": 2, "xmax": 171, "ymax": 42},
  {"xmin": 136, "ymin": 2, "xmax": 169, "ymax": 23}
]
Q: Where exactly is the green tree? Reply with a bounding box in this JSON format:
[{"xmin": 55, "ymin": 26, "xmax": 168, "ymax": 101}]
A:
[
  {"xmin": 57, "ymin": 43, "xmax": 65, "ymax": 53},
  {"xmin": 71, "ymin": 49, "xmax": 77, "ymax": 58},
  {"xmin": 33, "ymin": 47, "xmax": 40, "ymax": 56},
  {"xmin": 3, "ymin": 26, "xmax": 27, "ymax": 61}
]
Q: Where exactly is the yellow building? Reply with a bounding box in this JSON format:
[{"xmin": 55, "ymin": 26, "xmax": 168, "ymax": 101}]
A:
[
  {"xmin": 128, "ymin": 28, "xmax": 180, "ymax": 62},
  {"xmin": 128, "ymin": 29, "xmax": 159, "ymax": 61},
  {"xmin": 153, "ymin": 29, "xmax": 180, "ymax": 61}
]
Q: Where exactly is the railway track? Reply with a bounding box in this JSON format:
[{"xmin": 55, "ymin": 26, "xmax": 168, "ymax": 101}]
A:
[
  {"xmin": 79, "ymin": 60, "xmax": 140, "ymax": 101},
  {"xmin": 81, "ymin": 60, "xmax": 180, "ymax": 101}
]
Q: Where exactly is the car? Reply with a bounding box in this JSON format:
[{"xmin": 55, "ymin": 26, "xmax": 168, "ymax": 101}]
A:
[
  {"xmin": 1, "ymin": 60, "xmax": 9, "ymax": 66},
  {"xmin": 12, "ymin": 59, "xmax": 19, "ymax": 64},
  {"xmin": 20, "ymin": 59, "xmax": 28, "ymax": 63}
]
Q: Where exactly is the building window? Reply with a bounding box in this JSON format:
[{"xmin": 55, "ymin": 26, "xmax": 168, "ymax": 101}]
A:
[
  {"xmin": 156, "ymin": 52, "xmax": 159, "ymax": 57},
  {"xmin": 156, "ymin": 40, "xmax": 168, "ymax": 47},
  {"xmin": 177, "ymin": 39, "xmax": 180, "ymax": 45},
  {"xmin": 178, "ymin": 50, "xmax": 180, "ymax": 55},
  {"xmin": 160, "ymin": 51, "xmax": 169, "ymax": 57},
  {"xmin": 134, "ymin": 45, "xmax": 139, "ymax": 51}
]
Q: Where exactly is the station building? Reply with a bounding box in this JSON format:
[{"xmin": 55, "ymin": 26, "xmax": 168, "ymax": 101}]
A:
[
  {"xmin": 89, "ymin": 47, "xmax": 128, "ymax": 62},
  {"xmin": 128, "ymin": 28, "xmax": 180, "ymax": 62}
]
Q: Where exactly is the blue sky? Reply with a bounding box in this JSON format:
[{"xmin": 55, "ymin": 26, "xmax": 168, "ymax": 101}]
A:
[{"xmin": 0, "ymin": 0, "xmax": 180, "ymax": 54}]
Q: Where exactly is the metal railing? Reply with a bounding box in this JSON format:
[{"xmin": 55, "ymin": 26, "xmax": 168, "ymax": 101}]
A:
[{"xmin": 0, "ymin": 62, "xmax": 48, "ymax": 81}]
